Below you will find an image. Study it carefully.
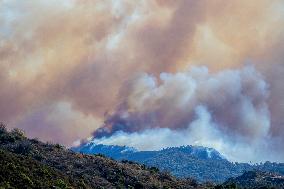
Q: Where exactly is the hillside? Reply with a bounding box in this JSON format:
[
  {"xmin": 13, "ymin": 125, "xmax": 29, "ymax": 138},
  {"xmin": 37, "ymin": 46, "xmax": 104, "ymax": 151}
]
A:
[
  {"xmin": 2, "ymin": 124, "xmax": 284, "ymax": 189},
  {"xmin": 0, "ymin": 149, "xmax": 76, "ymax": 188},
  {"xmin": 0, "ymin": 124, "xmax": 203, "ymax": 189},
  {"xmin": 218, "ymin": 171, "xmax": 284, "ymax": 189},
  {"xmin": 73, "ymin": 143, "xmax": 284, "ymax": 183}
]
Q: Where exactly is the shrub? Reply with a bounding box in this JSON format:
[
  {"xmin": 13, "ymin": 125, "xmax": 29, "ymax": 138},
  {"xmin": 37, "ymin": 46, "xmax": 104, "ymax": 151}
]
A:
[
  {"xmin": 55, "ymin": 143, "xmax": 64, "ymax": 149},
  {"xmin": 0, "ymin": 123, "xmax": 7, "ymax": 134},
  {"xmin": 78, "ymin": 179, "xmax": 87, "ymax": 188},
  {"xmin": 19, "ymin": 173, "xmax": 34, "ymax": 187},
  {"xmin": 121, "ymin": 160, "xmax": 128, "ymax": 164},
  {"xmin": 0, "ymin": 133, "xmax": 16, "ymax": 144},
  {"xmin": 55, "ymin": 179, "xmax": 68, "ymax": 189},
  {"xmin": 96, "ymin": 153, "xmax": 106, "ymax": 158},
  {"xmin": 142, "ymin": 164, "xmax": 146, "ymax": 169},
  {"xmin": 0, "ymin": 181, "xmax": 15, "ymax": 189},
  {"xmin": 121, "ymin": 160, "xmax": 135, "ymax": 164},
  {"xmin": 149, "ymin": 167, "xmax": 159, "ymax": 173},
  {"xmin": 14, "ymin": 141, "xmax": 32, "ymax": 155},
  {"xmin": 30, "ymin": 138, "xmax": 40, "ymax": 144},
  {"xmin": 11, "ymin": 128, "xmax": 26, "ymax": 140}
]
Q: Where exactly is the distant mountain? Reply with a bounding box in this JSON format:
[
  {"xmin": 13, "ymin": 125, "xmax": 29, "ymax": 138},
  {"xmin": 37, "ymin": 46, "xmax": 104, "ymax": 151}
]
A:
[
  {"xmin": 73, "ymin": 143, "xmax": 284, "ymax": 183},
  {"xmin": 75, "ymin": 142, "xmax": 138, "ymax": 159},
  {"xmin": 74, "ymin": 143, "xmax": 225, "ymax": 161}
]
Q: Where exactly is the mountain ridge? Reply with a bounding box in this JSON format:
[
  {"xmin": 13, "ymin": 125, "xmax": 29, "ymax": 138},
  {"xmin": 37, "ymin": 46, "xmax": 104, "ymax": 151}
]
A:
[
  {"xmin": 0, "ymin": 124, "xmax": 204, "ymax": 189},
  {"xmin": 73, "ymin": 143, "xmax": 226, "ymax": 159},
  {"xmin": 73, "ymin": 142, "xmax": 284, "ymax": 183}
]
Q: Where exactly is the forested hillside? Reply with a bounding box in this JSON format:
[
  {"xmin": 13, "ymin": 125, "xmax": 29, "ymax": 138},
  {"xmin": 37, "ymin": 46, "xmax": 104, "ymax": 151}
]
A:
[
  {"xmin": 0, "ymin": 124, "xmax": 203, "ymax": 189},
  {"xmin": 74, "ymin": 143, "xmax": 284, "ymax": 183}
]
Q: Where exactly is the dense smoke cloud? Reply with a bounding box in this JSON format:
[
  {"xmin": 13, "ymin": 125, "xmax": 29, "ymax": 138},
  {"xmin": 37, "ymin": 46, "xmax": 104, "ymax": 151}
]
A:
[
  {"xmin": 0, "ymin": 0, "xmax": 283, "ymax": 161},
  {"xmin": 91, "ymin": 66, "xmax": 278, "ymax": 162}
]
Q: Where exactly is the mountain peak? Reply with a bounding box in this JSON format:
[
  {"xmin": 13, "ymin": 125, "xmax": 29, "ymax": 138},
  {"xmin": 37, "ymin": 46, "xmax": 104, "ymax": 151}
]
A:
[
  {"xmin": 73, "ymin": 143, "xmax": 226, "ymax": 161},
  {"xmin": 160, "ymin": 145, "xmax": 226, "ymax": 160}
]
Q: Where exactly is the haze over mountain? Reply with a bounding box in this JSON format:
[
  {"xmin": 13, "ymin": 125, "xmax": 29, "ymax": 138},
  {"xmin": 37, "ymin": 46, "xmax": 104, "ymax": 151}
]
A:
[
  {"xmin": 73, "ymin": 143, "xmax": 284, "ymax": 183},
  {"xmin": 1, "ymin": 0, "xmax": 284, "ymax": 163}
]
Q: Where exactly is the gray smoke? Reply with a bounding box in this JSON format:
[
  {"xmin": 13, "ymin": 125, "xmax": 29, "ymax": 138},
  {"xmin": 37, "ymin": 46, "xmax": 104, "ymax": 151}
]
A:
[{"xmin": 88, "ymin": 65, "xmax": 281, "ymax": 162}]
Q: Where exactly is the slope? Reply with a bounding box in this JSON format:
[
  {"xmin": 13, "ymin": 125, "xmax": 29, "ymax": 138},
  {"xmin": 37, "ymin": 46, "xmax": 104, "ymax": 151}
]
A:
[{"xmin": 0, "ymin": 124, "xmax": 201, "ymax": 189}]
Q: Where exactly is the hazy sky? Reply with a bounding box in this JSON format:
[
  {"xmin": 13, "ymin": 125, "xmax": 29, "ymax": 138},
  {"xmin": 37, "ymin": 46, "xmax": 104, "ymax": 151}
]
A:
[{"xmin": 0, "ymin": 0, "xmax": 284, "ymax": 162}]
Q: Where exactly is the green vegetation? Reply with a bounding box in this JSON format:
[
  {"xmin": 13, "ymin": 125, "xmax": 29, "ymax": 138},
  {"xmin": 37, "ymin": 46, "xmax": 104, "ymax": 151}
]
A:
[
  {"xmin": 88, "ymin": 144, "xmax": 284, "ymax": 183},
  {"xmin": 1, "ymin": 123, "xmax": 283, "ymax": 189},
  {"xmin": 218, "ymin": 171, "xmax": 284, "ymax": 189},
  {"xmin": 0, "ymin": 124, "xmax": 200, "ymax": 189},
  {"xmin": 0, "ymin": 150, "xmax": 73, "ymax": 188}
]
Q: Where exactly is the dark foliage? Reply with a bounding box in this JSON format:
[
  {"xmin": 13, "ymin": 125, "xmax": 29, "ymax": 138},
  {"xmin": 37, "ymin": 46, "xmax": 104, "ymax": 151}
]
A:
[
  {"xmin": 0, "ymin": 126, "xmax": 202, "ymax": 189},
  {"xmin": 1, "ymin": 125, "xmax": 283, "ymax": 189},
  {"xmin": 0, "ymin": 149, "xmax": 74, "ymax": 189},
  {"xmin": 217, "ymin": 171, "xmax": 284, "ymax": 189}
]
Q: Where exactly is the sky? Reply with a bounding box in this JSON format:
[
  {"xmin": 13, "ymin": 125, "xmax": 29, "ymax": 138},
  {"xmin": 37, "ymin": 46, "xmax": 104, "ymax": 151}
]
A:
[{"xmin": 0, "ymin": 0, "xmax": 284, "ymax": 162}]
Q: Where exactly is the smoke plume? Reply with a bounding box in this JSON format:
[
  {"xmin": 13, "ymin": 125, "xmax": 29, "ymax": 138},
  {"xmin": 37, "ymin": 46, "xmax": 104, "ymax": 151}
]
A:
[
  {"xmin": 91, "ymin": 66, "xmax": 278, "ymax": 162},
  {"xmin": 0, "ymin": 0, "xmax": 284, "ymax": 161}
]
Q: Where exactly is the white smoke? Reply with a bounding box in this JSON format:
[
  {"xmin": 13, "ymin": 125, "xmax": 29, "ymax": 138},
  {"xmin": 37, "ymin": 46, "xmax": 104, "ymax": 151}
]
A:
[{"xmin": 88, "ymin": 65, "xmax": 281, "ymax": 162}]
